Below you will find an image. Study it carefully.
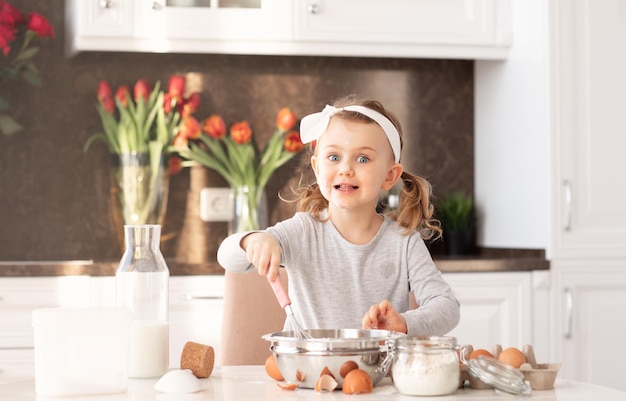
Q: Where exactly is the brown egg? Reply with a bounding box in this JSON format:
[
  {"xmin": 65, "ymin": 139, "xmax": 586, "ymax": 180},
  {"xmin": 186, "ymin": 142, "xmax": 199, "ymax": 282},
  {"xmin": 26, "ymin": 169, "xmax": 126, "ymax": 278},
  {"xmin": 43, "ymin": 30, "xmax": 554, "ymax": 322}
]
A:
[
  {"xmin": 339, "ymin": 360, "xmax": 359, "ymax": 378},
  {"xmin": 469, "ymin": 349, "xmax": 494, "ymax": 360},
  {"xmin": 342, "ymin": 369, "xmax": 373, "ymax": 394},
  {"xmin": 498, "ymin": 347, "xmax": 527, "ymax": 368},
  {"xmin": 264, "ymin": 354, "xmax": 284, "ymax": 381}
]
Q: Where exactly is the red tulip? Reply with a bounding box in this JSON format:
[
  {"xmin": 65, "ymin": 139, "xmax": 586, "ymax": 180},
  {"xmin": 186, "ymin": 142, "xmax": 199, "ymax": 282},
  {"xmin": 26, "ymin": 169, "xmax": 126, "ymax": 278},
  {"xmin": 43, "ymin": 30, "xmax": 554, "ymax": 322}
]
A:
[
  {"xmin": 101, "ymin": 97, "xmax": 115, "ymax": 114},
  {"xmin": 97, "ymin": 80, "xmax": 112, "ymax": 102},
  {"xmin": 115, "ymin": 86, "xmax": 130, "ymax": 107},
  {"xmin": 162, "ymin": 93, "xmax": 173, "ymax": 114},
  {"xmin": 202, "ymin": 115, "xmax": 226, "ymax": 140},
  {"xmin": 0, "ymin": 2, "xmax": 25, "ymax": 26},
  {"xmin": 276, "ymin": 107, "xmax": 297, "ymax": 131},
  {"xmin": 230, "ymin": 121, "xmax": 252, "ymax": 145},
  {"xmin": 284, "ymin": 131, "xmax": 304, "ymax": 153},
  {"xmin": 181, "ymin": 92, "xmax": 201, "ymax": 118},
  {"xmin": 168, "ymin": 75, "xmax": 186, "ymax": 102},
  {"xmin": 134, "ymin": 79, "xmax": 150, "ymax": 102},
  {"xmin": 178, "ymin": 116, "xmax": 202, "ymax": 140},
  {"xmin": 26, "ymin": 12, "xmax": 55, "ymax": 38},
  {"xmin": 168, "ymin": 156, "xmax": 183, "ymax": 175},
  {"xmin": 97, "ymin": 80, "xmax": 115, "ymax": 113}
]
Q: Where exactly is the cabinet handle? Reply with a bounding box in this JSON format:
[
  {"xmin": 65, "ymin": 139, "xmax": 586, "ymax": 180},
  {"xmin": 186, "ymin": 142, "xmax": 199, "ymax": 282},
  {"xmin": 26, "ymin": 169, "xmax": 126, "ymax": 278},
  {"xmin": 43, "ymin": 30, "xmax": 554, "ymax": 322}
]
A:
[
  {"xmin": 99, "ymin": 0, "xmax": 112, "ymax": 8},
  {"xmin": 563, "ymin": 180, "xmax": 572, "ymax": 231},
  {"xmin": 152, "ymin": 1, "xmax": 163, "ymax": 10},
  {"xmin": 181, "ymin": 294, "xmax": 223, "ymax": 301},
  {"xmin": 564, "ymin": 287, "xmax": 573, "ymax": 339},
  {"xmin": 307, "ymin": 3, "xmax": 319, "ymax": 14}
]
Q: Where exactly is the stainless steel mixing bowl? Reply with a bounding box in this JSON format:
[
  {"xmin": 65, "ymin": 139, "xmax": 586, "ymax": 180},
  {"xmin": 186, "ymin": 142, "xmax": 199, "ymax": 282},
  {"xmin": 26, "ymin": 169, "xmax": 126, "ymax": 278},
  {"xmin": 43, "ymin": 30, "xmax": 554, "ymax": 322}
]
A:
[{"xmin": 262, "ymin": 328, "xmax": 403, "ymax": 389}]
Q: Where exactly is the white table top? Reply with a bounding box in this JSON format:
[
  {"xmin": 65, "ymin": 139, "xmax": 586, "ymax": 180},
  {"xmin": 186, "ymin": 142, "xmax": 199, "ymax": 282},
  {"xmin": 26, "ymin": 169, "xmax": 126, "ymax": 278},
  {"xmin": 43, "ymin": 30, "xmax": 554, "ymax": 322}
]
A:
[{"xmin": 1, "ymin": 365, "xmax": 625, "ymax": 401}]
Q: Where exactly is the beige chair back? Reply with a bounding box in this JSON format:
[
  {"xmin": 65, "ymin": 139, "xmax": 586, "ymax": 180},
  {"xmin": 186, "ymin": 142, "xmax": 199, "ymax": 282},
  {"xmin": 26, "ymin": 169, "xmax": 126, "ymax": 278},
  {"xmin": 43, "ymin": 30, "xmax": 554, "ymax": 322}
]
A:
[{"xmin": 219, "ymin": 269, "xmax": 287, "ymax": 365}]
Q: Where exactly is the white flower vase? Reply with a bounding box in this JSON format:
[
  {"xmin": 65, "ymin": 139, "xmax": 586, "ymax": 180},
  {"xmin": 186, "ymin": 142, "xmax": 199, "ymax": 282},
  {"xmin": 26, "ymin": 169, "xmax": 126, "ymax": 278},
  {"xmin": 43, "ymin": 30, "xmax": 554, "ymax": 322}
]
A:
[{"xmin": 109, "ymin": 152, "xmax": 169, "ymax": 251}]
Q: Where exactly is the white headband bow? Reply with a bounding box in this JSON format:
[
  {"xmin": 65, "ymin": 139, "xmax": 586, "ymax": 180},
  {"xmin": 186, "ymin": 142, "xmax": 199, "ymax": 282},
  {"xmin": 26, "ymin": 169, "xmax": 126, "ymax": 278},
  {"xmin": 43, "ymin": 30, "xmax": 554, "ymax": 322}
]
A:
[{"xmin": 299, "ymin": 105, "xmax": 402, "ymax": 163}]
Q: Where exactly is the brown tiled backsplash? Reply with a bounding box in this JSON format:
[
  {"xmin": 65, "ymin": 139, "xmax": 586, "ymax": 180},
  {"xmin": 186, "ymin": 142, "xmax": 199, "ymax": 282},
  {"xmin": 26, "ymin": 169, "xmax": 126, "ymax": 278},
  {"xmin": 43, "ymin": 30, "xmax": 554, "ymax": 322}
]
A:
[{"xmin": 0, "ymin": 1, "xmax": 473, "ymax": 262}]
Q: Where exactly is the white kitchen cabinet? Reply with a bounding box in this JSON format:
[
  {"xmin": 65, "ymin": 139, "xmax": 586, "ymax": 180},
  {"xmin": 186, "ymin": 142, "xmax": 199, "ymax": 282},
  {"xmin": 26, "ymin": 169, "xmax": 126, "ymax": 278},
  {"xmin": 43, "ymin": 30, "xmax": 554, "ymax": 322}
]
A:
[
  {"xmin": 65, "ymin": 0, "xmax": 511, "ymax": 59},
  {"xmin": 550, "ymin": 0, "xmax": 626, "ymax": 260},
  {"xmin": 0, "ymin": 276, "xmax": 90, "ymax": 376},
  {"xmin": 477, "ymin": 0, "xmax": 626, "ymax": 390},
  {"xmin": 443, "ymin": 272, "xmax": 531, "ymax": 351},
  {"xmin": 551, "ymin": 261, "xmax": 626, "ymax": 391},
  {"xmin": 64, "ymin": 0, "xmax": 135, "ymax": 53},
  {"xmin": 294, "ymin": 0, "xmax": 511, "ymax": 59}
]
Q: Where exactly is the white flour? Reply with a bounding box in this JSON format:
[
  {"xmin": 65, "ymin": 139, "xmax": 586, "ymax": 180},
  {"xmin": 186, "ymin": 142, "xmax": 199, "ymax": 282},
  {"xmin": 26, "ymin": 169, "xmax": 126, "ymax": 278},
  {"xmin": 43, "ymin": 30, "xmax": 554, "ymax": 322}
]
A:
[{"xmin": 392, "ymin": 349, "xmax": 460, "ymax": 396}]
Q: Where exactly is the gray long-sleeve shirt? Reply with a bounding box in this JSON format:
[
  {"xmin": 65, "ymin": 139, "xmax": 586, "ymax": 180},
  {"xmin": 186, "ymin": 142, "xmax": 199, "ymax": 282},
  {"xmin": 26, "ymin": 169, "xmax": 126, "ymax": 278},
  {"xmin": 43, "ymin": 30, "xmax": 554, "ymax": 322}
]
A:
[{"xmin": 217, "ymin": 212, "xmax": 460, "ymax": 336}]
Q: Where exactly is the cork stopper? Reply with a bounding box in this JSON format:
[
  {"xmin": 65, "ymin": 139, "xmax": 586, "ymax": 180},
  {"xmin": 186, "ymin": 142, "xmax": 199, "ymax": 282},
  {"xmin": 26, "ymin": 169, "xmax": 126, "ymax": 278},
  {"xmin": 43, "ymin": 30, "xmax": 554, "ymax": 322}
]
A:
[{"xmin": 180, "ymin": 341, "xmax": 215, "ymax": 378}]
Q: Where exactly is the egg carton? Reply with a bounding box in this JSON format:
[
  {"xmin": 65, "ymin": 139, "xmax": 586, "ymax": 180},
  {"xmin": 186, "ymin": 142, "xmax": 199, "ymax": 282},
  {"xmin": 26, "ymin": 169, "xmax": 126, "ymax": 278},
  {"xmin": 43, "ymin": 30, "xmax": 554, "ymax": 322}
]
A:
[{"xmin": 459, "ymin": 344, "xmax": 561, "ymax": 391}]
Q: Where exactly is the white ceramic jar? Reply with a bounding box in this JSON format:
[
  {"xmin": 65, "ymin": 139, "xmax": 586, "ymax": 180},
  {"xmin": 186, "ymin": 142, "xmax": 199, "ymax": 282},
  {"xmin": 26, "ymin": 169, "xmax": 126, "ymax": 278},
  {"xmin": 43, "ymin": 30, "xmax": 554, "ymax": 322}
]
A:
[{"xmin": 392, "ymin": 336, "xmax": 460, "ymax": 396}]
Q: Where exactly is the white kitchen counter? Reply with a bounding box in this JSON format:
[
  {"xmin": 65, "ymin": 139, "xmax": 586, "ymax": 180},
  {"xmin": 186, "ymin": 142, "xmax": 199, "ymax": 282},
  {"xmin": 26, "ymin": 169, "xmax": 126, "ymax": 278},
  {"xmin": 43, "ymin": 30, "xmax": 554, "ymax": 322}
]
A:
[{"xmin": 1, "ymin": 366, "xmax": 625, "ymax": 401}]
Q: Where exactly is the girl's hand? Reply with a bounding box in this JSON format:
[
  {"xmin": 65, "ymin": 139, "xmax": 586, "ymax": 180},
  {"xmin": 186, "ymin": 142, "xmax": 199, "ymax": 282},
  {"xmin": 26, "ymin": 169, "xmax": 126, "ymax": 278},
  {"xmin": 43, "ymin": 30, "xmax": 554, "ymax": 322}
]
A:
[
  {"xmin": 362, "ymin": 300, "xmax": 408, "ymax": 334},
  {"xmin": 241, "ymin": 232, "xmax": 282, "ymax": 281}
]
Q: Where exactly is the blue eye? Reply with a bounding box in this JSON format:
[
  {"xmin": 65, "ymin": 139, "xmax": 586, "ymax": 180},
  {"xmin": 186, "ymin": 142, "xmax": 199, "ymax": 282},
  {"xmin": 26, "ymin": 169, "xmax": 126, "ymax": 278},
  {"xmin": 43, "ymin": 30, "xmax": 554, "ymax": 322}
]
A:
[
  {"xmin": 328, "ymin": 154, "xmax": 340, "ymax": 162},
  {"xmin": 357, "ymin": 156, "xmax": 369, "ymax": 163}
]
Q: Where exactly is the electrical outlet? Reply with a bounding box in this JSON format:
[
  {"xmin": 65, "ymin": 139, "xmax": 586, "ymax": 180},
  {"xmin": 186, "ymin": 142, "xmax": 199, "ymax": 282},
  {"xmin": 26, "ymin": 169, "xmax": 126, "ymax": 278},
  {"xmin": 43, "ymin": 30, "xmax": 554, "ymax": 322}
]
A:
[{"xmin": 200, "ymin": 187, "xmax": 233, "ymax": 222}]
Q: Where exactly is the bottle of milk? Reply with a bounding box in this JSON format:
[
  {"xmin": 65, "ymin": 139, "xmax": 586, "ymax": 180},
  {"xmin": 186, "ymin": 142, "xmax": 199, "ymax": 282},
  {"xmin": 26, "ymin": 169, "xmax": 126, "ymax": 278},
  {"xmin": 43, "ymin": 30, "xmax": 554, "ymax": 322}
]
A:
[{"xmin": 116, "ymin": 224, "xmax": 169, "ymax": 379}]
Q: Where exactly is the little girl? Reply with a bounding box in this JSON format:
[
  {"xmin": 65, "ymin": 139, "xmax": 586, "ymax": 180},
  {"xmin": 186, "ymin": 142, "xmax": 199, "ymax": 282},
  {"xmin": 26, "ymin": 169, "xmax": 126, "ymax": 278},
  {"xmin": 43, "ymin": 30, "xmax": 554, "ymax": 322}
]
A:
[{"xmin": 217, "ymin": 96, "xmax": 460, "ymax": 336}]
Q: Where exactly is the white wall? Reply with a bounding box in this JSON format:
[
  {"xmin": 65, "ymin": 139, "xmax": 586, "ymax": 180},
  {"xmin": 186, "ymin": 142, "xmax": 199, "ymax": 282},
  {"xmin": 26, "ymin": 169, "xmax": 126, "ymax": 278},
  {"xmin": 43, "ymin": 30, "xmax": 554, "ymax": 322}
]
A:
[{"xmin": 474, "ymin": 0, "xmax": 551, "ymax": 253}]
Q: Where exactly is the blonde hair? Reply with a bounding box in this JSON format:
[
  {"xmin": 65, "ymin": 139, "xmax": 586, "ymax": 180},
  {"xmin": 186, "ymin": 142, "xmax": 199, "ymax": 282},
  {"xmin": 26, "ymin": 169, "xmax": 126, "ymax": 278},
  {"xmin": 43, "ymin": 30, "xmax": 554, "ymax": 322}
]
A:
[{"xmin": 293, "ymin": 95, "xmax": 442, "ymax": 240}]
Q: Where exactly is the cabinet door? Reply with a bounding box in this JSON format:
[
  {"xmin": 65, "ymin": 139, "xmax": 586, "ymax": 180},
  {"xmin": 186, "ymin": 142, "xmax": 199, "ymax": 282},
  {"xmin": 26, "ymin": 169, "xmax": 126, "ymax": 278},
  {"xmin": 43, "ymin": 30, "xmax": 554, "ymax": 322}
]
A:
[
  {"xmin": 134, "ymin": 0, "xmax": 293, "ymax": 43},
  {"xmin": 552, "ymin": 261, "xmax": 626, "ymax": 391},
  {"xmin": 442, "ymin": 272, "xmax": 532, "ymax": 350},
  {"xmin": 552, "ymin": 0, "xmax": 626, "ymax": 259},
  {"xmin": 294, "ymin": 0, "xmax": 511, "ymax": 58},
  {"xmin": 65, "ymin": 0, "xmax": 135, "ymax": 54},
  {"xmin": 169, "ymin": 276, "xmax": 224, "ymax": 368}
]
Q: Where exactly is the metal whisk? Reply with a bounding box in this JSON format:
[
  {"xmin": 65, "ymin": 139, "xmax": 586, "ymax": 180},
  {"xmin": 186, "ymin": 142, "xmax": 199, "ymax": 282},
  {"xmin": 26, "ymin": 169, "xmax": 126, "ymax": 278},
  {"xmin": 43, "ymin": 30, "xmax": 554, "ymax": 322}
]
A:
[{"xmin": 267, "ymin": 276, "xmax": 312, "ymax": 339}]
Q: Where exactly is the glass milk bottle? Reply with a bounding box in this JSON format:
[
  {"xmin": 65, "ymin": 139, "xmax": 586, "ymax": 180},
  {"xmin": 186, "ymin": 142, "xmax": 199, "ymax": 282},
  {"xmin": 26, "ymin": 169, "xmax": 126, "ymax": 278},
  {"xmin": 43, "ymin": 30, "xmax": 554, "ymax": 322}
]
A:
[{"xmin": 116, "ymin": 224, "xmax": 169, "ymax": 378}]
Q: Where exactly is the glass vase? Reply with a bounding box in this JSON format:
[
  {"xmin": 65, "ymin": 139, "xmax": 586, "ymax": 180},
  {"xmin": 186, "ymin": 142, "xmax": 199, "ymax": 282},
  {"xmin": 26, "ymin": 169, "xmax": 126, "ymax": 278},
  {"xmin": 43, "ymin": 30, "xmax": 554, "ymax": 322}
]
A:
[
  {"xmin": 116, "ymin": 224, "xmax": 169, "ymax": 379},
  {"xmin": 229, "ymin": 185, "xmax": 268, "ymax": 234},
  {"xmin": 109, "ymin": 152, "xmax": 169, "ymax": 251}
]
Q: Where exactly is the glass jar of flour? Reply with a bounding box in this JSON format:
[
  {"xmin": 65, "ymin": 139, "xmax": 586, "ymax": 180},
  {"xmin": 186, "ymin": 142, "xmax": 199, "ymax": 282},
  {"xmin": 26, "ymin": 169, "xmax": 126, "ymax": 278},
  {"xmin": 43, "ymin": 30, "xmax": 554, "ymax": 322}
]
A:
[
  {"xmin": 392, "ymin": 336, "xmax": 461, "ymax": 396},
  {"xmin": 116, "ymin": 224, "xmax": 169, "ymax": 379}
]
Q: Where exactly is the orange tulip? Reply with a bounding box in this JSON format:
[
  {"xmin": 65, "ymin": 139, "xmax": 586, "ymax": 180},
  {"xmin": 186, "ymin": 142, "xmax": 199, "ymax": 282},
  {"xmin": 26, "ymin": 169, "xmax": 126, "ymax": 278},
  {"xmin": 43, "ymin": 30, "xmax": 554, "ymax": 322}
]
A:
[
  {"xmin": 284, "ymin": 131, "xmax": 304, "ymax": 153},
  {"xmin": 181, "ymin": 92, "xmax": 201, "ymax": 118},
  {"xmin": 203, "ymin": 115, "xmax": 226, "ymax": 139},
  {"xmin": 173, "ymin": 133, "xmax": 188, "ymax": 148},
  {"xmin": 115, "ymin": 86, "xmax": 130, "ymax": 108},
  {"xmin": 276, "ymin": 107, "xmax": 297, "ymax": 131},
  {"xmin": 168, "ymin": 75, "xmax": 186, "ymax": 102},
  {"xmin": 230, "ymin": 121, "xmax": 252, "ymax": 144},
  {"xmin": 134, "ymin": 79, "xmax": 150, "ymax": 102},
  {"xmin": 179, "ymin": 116, "xmax": 202, "ymax": 140}
]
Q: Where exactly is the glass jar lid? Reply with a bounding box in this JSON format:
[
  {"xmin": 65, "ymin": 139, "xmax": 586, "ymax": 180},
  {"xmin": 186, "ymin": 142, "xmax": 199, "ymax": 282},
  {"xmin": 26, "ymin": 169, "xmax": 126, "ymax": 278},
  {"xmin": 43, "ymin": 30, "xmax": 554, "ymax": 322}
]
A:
[
  {"xmin": 394, "ymin": 335, "xmax": 458, "ymax": 351},
  {"xmin": 466, "ymin": 356, "xmax": 532, "ymax": 396}
]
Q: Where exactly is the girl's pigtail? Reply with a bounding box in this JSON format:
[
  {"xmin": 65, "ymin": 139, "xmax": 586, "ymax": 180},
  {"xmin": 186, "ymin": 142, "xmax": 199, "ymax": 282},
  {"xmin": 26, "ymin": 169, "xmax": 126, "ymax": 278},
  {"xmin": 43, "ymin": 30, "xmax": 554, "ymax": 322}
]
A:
[{"xmin": 394, "ymin": 171, "xmax": 442, "ymax": 240}]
